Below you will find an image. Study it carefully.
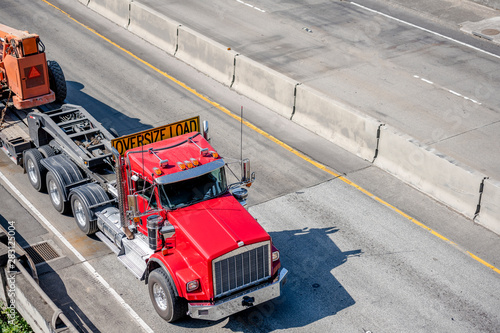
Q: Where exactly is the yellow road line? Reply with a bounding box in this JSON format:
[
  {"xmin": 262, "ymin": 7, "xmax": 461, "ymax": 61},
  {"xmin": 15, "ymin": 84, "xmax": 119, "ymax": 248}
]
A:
[{"xmin": 42, "ymin": 0, "xmax": 500, "ymax": 275}]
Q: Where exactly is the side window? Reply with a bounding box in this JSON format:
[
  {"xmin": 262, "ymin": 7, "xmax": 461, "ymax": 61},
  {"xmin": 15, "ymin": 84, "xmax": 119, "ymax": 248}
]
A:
[
  {"xmin": 143, "ymin": 181, "xmax": 158, "ymax": 209},
  {"xmin": 135, "ymin": 177, "xmax": 157, "ymax": 210}
]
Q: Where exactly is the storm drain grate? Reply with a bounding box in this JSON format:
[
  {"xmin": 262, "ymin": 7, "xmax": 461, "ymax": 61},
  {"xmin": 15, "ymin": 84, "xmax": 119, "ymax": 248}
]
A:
[{"xmin": 23, "ymin": 242, "xmax": 60, "ymax": 265}]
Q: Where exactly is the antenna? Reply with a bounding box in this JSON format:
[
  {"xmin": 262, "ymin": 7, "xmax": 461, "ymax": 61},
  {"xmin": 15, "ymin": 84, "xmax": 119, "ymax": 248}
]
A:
[{"xmin": 240, "ymin": 106, "xmax": 243, "ymax": 179}]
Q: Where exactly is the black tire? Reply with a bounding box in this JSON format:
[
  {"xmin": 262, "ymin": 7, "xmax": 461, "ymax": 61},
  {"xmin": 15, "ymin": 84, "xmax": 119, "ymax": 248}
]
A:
[
  {"xmin": 47, "ymin": 60, "xmax": 67, "ymax": 103},
  {"xmin": 70, "ymin": 193, "xmax": 98, "ymax": 235},
  {"xmin": 46, "ymin": 171, "xmax": 69, "ymax": 214},
  {"xmin": 38, "ymin": 145, "xmax": 56, "ymax": 159},
  {"xmin": 24, "ymin": 149, "xmax": 47, "ymax": 192},
  {"xmin": 148, "ymin": 269, "xmax": 187, "ymax": 322}
]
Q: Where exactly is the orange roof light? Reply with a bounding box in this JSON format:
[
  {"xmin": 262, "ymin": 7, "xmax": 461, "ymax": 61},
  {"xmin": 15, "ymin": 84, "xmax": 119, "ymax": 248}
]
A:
[
  {"xmin": 177, "ymin": 162, "xmax": 186, "ymax": 170},
  {"xmin": 153, "ymin": 167, "xmax": 162, "ymax": 175},
  {"xmin": 210, "ymin": 151, "xmax": 219, "ymax": 158},
  {"xmin": 184, "ymin": 160, "xmax": 194, "ymax": 169},
  {"xmin": 190, "ymin": 158, "xmax": 199, "ymax": 166}
]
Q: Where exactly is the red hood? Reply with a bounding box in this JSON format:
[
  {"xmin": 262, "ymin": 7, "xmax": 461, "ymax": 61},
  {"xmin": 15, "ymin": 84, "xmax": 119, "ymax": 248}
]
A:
[{"xmin": 168, "ymin": 193, "xmax": 270, "ymax": 261}]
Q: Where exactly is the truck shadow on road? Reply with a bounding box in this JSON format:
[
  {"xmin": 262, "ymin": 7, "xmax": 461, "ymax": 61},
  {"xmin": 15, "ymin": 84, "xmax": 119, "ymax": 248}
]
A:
[
  {"xmin": 228, "ymin": 226, "xmax": 361, "ymax": 331},
  {"xmin": 175, "ymin": 226, "xmax": 361, "ymax": 331},
  {"xmin": 66, "ymin": 81, "xmax": 151, "ymax": 137}
]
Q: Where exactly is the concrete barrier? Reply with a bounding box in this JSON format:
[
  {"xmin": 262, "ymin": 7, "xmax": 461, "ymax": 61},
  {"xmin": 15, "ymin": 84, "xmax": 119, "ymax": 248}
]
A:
[
  {"xmin": 232, "ymin": 55, "xmax": 298, "ymax": 118},
  {"xmin": 176, "ymin": 26, "xmax": 238, "ymax": 86},
  {"xmin": 476, "ymin": 179, "xmax": 500, "ymax": 235},
  {"xmin": 292, "ymin": 84, "xmax": 381, "ymax": 161},
  {"xmin": 128, "ymin": 2, "xmax": 180, "ymax": 56},
  {"xmin": 374, "ymin": 125, "xmax": 485, "ymax": 219},
  {"xmin": 88, "ymin": 0, "xmax": 131, "ymax": 27}
]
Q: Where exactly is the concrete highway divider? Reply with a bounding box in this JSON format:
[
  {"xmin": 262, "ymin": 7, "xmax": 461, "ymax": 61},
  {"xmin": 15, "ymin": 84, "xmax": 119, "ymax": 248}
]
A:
[
  {"xmin": 374, "ymin": 125, "xmax": 485, "ymax": 220},
  {"xmin": 232, "ymin": 55, "xmax": 298, "ymax": 118},
  {"xmin": 128, "ymin": 2, "xmax": 180, "ymax": 56},
  {"xmin": 476, "ymin": 179, "xmax": 500, "ymax": 235},
  {"xmin": 292, "ymin": 84, "xmax": 381, "ymax": 161},
  {"xmin": 87, "ymin": 0, "xmax": 131, "ymax": 27},
  {"xmin": 176, "ymin": 26, "xmax": 238, "ymax": 86}
]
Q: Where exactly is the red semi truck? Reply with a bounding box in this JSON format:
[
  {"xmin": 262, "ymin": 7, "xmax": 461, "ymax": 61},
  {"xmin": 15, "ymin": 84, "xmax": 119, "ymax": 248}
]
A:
[{"xmin": 1, "ymin": 104, "xmax": 288, "ymax": 322}]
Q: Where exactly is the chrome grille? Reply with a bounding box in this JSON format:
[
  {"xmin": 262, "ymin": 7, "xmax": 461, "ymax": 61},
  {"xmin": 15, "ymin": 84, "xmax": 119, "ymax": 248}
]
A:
[{"xmin": 213, "ymin": 241, "xmax": 271, "ymax": 298}]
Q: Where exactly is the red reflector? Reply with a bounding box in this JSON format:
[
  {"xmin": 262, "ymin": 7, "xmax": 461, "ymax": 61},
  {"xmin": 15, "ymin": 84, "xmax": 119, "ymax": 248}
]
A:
[{"xmin": 28, "ymin": 66, "xmax": 41, "ymax": 79}]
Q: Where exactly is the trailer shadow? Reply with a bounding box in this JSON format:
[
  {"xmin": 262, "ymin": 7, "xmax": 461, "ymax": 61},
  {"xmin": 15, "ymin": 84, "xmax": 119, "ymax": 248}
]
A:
[
  {"xmin": 174, "ymin": 226, "xmax": 361, "ymax": 331},
  {"xmin": 65, "ymin": 81, "xmax": 152, "ymax": 137}
]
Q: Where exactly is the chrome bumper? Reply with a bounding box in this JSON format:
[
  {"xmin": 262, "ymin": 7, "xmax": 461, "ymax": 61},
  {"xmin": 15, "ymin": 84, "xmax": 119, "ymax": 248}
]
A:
[{"xmin": 187, "ymin": 268, "xmax": 288, "ymax": 321}]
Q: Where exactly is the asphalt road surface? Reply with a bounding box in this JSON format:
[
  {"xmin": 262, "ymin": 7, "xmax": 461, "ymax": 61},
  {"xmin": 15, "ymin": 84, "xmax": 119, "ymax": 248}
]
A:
[{"xmin": 0, "ymin": 0, "xmax": 499, "ymax": 332}]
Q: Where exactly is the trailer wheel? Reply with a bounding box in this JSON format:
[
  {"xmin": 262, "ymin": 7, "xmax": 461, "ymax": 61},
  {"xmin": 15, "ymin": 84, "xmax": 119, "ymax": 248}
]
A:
[
  {"xmin": 24, "ymin": 149, "xmax": 47, "ymax": 192},
  {"xmin": 47, "ymin": 60, "xmax": 67, "ymax": 103},
  {"xmin": 70, "ymin": 193, "xmax": 98, "ymax": 235},
  {"xmin": 46, "ymin": 171, "xmax": 69, "ymax": 213},
  {"xmin": 148, "ymin": 268, "xmax": 187, "ymax": 322},
  {"xmin": 38, "ymin": 145, "xmax": 56, "ymax": 158}
]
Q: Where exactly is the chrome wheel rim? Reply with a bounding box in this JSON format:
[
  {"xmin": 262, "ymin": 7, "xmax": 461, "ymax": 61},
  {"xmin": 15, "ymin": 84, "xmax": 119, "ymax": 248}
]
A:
[
  {"xmin": 27, "ymin": 159, "xmax": 37, "ymax": 184},
  {"xmin": 74, "ymin": 199, "xmax": 86, "ymax": 227},
  {"xmin": 153, "ymin": 283, "xmax": 168, "ymax": 311},
  {"xmin": 48, "ymin": 180, "xmax": 61, "ymax": 206}
]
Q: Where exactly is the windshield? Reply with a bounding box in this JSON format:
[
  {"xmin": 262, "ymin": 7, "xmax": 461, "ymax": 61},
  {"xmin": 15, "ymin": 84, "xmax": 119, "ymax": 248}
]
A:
[{"xmin": 158, "ymin": 167, "xmax": 227, "ymax": 209}]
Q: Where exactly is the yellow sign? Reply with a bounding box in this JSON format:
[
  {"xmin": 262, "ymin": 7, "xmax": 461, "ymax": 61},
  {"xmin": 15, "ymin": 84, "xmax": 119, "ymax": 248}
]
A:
[{"xmin": 111, "ymin": 116, "xmax": 200, "ymax": 156}]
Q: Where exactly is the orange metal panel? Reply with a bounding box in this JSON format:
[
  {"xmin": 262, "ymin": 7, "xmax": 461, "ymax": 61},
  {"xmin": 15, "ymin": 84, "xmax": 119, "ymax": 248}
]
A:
[
  {"xmin": 18, "ymin": 52, "xmax": 50, "ymax": 99},
  {"xmin": 3, "ymin": 55, "xmax": 22, "ymax": 98},
  {"xmin": 22, "ymin": 37, "xmax": 38, "ymax": 56}
]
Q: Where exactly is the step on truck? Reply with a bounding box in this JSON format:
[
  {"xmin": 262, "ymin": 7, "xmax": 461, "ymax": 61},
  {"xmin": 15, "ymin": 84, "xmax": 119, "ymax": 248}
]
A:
[{"xmin": 1, "ymin": 104, "xmax": 288, "ymax": 322}]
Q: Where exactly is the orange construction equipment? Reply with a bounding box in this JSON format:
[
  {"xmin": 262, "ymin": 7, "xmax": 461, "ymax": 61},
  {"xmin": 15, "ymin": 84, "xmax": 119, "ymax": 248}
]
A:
[{"xmin": 0, "ymin": 23, "xmax": 63, "ymax": 109}]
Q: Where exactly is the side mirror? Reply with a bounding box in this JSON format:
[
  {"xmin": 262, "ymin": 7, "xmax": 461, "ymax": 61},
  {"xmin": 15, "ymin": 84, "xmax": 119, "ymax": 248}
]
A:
[
  {"xmin": 242, "ymin": 159, "xmax": 251, "ymax": 183},
  {"xmin": 203, "ymin": 120, "xmax": 210, "ymax": 142}
]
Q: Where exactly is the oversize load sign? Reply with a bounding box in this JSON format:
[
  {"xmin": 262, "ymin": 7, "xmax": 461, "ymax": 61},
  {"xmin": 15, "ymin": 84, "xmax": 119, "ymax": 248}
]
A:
[{"xmin": 111, "ymin": 116, "xmax": 200, "ymax": 156}]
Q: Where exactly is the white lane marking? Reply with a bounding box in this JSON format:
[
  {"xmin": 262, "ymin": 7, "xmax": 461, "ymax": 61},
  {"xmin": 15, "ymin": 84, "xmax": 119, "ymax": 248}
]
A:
[
  {"xmin": 350, "ymin": 2, "xmax": 500, "ymax": 61},
  {"xmin": 0, "ymin": 170, "xmax": 154, "ymax": 333},
  {"xmin": 414, "ymin": 75, "xmax": 482, "ymax": 105},
  {"xmin": 236, "ymin": 0, "xmax": 266, "ymax": 12}
]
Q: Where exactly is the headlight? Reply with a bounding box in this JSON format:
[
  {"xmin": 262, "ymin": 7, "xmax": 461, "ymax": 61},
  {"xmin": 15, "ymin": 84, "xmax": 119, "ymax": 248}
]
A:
[
  {"xmin": 186, "ymin": 280, "xmax": 200, "ymax": 292},
  {"xmin": 272, "ymin": 250, "xmax": 280, "ymax": 262}
]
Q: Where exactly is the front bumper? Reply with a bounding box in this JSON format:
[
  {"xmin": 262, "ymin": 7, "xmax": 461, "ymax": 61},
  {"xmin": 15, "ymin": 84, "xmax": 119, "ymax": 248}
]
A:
[{"xmin": 187, "ymin": 268, "xmax": 288, "ymax": 321}]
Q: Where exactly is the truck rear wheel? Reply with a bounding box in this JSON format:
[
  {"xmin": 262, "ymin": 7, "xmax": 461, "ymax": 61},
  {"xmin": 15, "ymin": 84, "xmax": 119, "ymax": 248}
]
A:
[
  {"xmin": 69, "ymin": 183, "xmax": 109, "ymax": 235},
  {"xmin": 148, "ymin": 268, "xmax": 187, "ymax": 322},
  {"xmin": 47, "ymin": 60, "xmax": 67, "ymax": 103},
  {"xmin": 24, "ymin": 149, "xmax": 47, "ymax": 192},
  {"xmin": 46, "ymin": 171, "xmax": 69, "ymax": 214},
  {"xmin": 71, "ymin": 195, "xmax": 97, "ymax": 235}
]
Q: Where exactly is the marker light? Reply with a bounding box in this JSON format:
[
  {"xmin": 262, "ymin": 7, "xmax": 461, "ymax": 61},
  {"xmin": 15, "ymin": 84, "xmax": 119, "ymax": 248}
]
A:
[
  {"xmin": 272, "ymin": 251, "xmax": 280, "ymax": 262},
  {"xmin": 186, "ymin": 280, "xmax": 200, "ymax": 293},
  {"xmin": 190, "ymin": 158, "xmax": 199, "ymax": 166},
  {"xmin": 177, "ymin": 162, "xmax": 186, "ymax": 170},
  {"xmin": 184, "ymin": 160, "xmax": 194, "ymax": 169},
  {"xmin": 153, "ymin": 167, "xmax": 162, "ymax": 175},
  {"xmin": 210, "ymin": 151, "xmax": 219, "ymax": 158}
]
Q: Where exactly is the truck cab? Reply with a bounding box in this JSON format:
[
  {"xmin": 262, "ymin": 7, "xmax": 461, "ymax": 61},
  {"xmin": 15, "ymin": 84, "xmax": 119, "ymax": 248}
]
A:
[{"xmin": 103, "ymin": 123, "xmax": 288, "ymax": 322}]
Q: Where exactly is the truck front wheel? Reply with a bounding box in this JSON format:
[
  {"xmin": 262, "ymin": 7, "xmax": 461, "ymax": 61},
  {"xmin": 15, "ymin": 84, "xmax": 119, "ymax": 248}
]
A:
[{"xmin": 148, "ymin": 268, "xmax": 187, "ymax": 322}]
